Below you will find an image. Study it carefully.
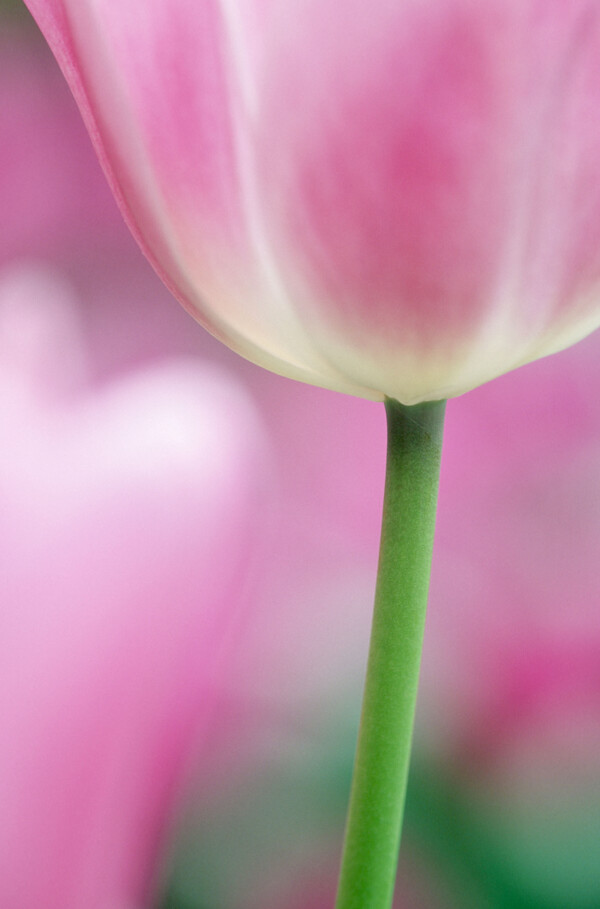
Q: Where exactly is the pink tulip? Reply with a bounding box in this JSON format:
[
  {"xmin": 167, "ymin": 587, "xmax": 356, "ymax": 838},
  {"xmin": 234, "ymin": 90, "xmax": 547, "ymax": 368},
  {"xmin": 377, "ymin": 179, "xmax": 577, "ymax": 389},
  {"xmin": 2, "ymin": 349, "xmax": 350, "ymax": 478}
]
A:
[
  {"xmin": 23, "ymin": 1, "xmax": 600, "ymax": 403},
  {"xmin": 0, "ymin": 263, "xmax": 263, "ymax": 909}
]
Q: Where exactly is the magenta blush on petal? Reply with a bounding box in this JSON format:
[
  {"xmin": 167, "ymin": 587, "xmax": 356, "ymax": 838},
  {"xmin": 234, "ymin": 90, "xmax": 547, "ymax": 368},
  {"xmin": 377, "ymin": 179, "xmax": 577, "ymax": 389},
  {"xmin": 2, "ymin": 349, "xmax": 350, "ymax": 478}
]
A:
[
  {"xmin": 52, "ymin": 1, "xmax": 248, "ymax": 292},
  {"xmin": 89, "ymin": 2, "xmax": 245, "ymax": 253},
  {"xmin": 251, "ymin": 0, "xmax": 600, "ymax": 400},
  {"xmin": 256, "ymin": 2, "xmax": 514, "ymax": 353}
]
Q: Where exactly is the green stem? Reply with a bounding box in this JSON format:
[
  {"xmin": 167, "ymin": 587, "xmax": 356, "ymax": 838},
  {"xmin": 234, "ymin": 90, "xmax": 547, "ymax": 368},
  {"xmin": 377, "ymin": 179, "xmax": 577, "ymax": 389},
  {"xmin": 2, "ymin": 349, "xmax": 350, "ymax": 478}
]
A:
[{"xmin": 335, "ymin": 397, "xmax": 446, "ymax": 909}]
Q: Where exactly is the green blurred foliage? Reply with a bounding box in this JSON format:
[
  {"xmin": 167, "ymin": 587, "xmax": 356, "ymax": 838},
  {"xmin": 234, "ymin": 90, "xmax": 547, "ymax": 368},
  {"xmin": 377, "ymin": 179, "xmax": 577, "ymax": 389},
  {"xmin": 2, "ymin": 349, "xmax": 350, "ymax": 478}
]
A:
[
  {"xmin": 159, "ymin": 737, "xmax": 600, "ymax": 909},
  {"xmin": 157, "ymin": 714, "xmax": 480, "ymax": 909}
]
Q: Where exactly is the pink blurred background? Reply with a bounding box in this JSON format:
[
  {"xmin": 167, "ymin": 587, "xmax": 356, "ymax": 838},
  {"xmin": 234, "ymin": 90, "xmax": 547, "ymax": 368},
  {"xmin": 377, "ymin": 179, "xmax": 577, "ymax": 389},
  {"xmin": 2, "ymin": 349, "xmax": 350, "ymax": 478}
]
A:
[{"xmin": 3, "ymin": 3, "xmax": 600, "ymax": 907}]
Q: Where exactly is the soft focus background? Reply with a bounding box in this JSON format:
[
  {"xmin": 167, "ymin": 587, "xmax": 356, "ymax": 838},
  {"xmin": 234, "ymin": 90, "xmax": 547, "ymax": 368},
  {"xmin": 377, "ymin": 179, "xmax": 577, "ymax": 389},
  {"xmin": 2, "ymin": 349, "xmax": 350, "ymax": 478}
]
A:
[{"xmin": 4, "ymin": 3, "xmax": 600, "ymax": 908}]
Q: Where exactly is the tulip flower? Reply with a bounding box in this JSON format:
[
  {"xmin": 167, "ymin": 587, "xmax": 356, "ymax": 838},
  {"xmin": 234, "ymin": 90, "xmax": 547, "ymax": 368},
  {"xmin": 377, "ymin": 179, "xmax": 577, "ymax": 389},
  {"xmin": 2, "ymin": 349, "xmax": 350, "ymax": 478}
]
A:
[
  {"xmin": 0, "ymin": 263, "xmax": 262, "ymax": 909},
  {"xmin": 19, "ymin": 3, "xmax": 600, "ymax": 908},
  {"xmin": 21, "ymin": 0, "xmax": 600, "ymax": 405}
]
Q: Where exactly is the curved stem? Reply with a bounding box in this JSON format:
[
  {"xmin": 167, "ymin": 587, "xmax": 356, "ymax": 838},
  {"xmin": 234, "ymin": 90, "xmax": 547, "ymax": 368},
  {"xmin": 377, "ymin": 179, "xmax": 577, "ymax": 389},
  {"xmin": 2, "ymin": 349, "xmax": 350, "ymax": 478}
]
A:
[{"xmin": 335, "ymin": 397, "xmax": 446, "ymax": 909}]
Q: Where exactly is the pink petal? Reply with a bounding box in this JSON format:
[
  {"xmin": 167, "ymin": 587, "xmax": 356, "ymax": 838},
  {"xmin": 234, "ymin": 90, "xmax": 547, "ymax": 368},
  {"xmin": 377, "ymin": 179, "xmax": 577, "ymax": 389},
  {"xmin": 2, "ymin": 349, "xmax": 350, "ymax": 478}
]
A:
[{"xmin": 254, "ymin": 0, "xmax": 600, "ymax": 400}]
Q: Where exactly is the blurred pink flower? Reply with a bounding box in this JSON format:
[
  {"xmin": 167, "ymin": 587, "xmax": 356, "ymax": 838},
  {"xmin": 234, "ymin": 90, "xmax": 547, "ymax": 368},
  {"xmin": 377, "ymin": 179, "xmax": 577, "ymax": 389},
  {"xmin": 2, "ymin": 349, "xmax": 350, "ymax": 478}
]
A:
[
  {"xmin": 416, "ymin": 330, "xmax": 600, "ymax": 754},
  {"xmin": 0, "ymin": 24, "xmax": 120, "ymax": 267},
  {"xmin": 0, "ymin": 263, "xmax": 264, "ymax": 909},
  {"xmin": 24, "ymin": 1, "xmax": 600, "ymax": 403}
]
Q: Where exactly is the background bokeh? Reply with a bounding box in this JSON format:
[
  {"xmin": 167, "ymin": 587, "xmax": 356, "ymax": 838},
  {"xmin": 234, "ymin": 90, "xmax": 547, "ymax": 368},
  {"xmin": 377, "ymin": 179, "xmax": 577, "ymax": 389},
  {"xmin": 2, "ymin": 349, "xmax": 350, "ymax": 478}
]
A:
[{"xmin": 3, "ymin": 3, "xmax": 600, "ymax": 907}]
